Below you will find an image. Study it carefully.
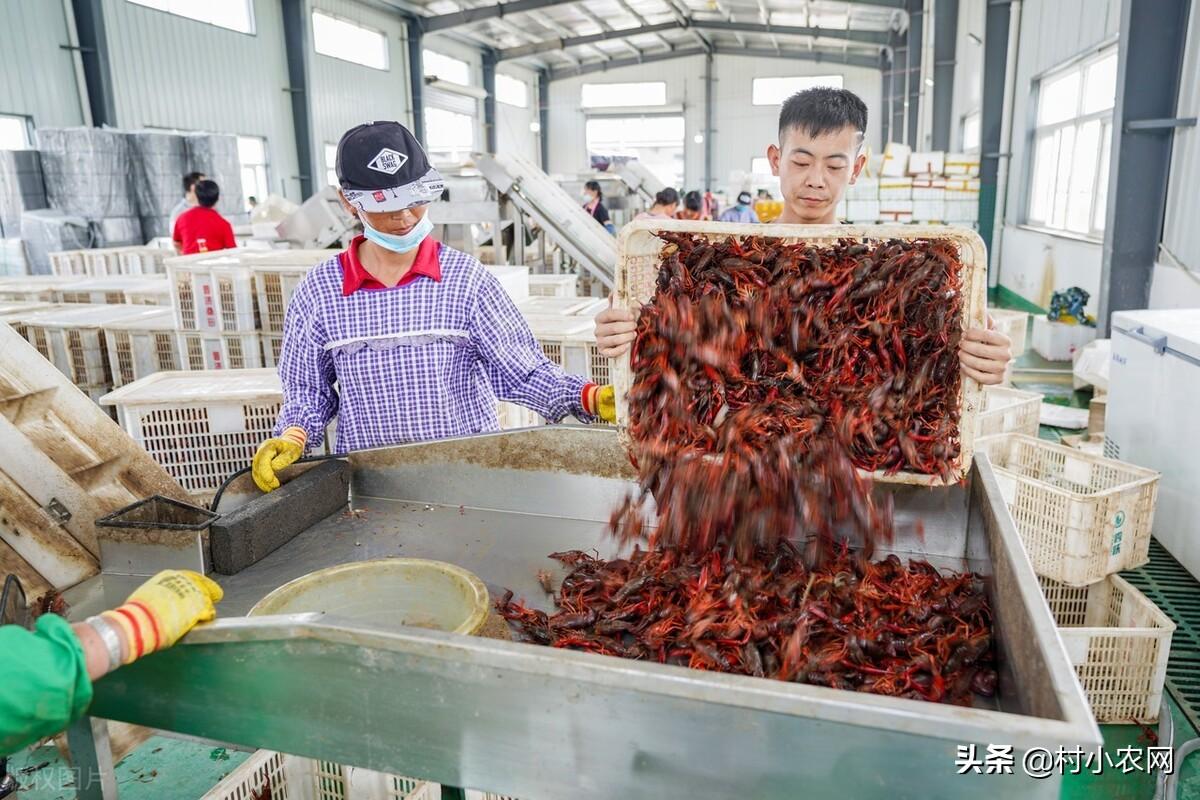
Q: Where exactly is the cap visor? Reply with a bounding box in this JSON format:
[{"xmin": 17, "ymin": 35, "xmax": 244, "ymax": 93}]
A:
[{"xmin": 344, "ymin": 167, "xmax": 445, "ymax": 213}]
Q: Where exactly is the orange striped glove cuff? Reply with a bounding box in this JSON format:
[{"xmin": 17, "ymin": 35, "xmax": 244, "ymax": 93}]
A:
[
  {"xmin": 581, "ymin": 383, "xmax": 600, "ymax": 416},
  {"xmin": 101, "ymin": 603, "xmax": 163, "ymax": 664},
  {"xmin": 280, "ymin": 426, "xmax": 307, "ymax": 449}
]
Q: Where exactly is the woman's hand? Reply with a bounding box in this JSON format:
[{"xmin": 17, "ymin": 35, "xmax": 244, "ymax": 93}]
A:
[{"xmin": 959, "ymin": 322, "xmax": 1013, "ymax": 385}]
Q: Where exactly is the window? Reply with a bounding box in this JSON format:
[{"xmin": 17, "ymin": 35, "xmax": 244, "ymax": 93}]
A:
[
  {"xmin": 312, "ymin": 10, "xmax": 389, "ymax": 70},
  {"xmin": 751, "ymin": 75, "xmax": 843, "ymax": 106},
  {"xmin": 126, "ymin": 0, "xmax": 254, "ymax": 34},
  {"xmin": 425, "ymin": 107, "xmax": 475, "ymax": 164},
  {"xmin": 961, "ymin": 111, "xmax": 981, "ymax": 153},
  {"xmin": 581, "ymin": 82, "xmax": 666, "ymax": 109},
  {"xmin": 0, "ymin": 115, "xmax": 30, "ymax": 149},
  {"xmin": 324, "ymin": 143, "xmax": 338, "ymax": 187},
  {"xmin": 586, "ymin": 116, "xmax": 684, "ymax": 188},
  {"xmin": 496, "ymin": 74, "xmax": 529, "ymax": 108},
  {"xmin": 1026, "ymin": 49, "xmax": 1117, "ymax": 237},
  {"xmin": 237, "ymin": 136, "xmax": 269, "ymax": 210},
  {"xmin": 423, "ymin": 50, "xmax": 471, "ymax": 86}
]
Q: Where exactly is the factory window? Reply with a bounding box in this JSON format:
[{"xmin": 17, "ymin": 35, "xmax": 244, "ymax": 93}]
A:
[
  {"xmin": 961, "ymin": 111, "xmax": 981, "ymax": 153},
  {"xmin": 586, "ymin": 116, "xmax": 684, "ymax": 189},
  {"xmin": 236, "ymin": 136, "xmax": 269, "ymax": 211},
  {"xmin": 423, "ymin": 50, "xmax": 471, "ymax": 86},
  {"xmin": 1027, "ymin": 48, "xmax": 1117, "ymax": 237},
  {"xmin": 324, "ymin": 143, "xmax": 339, "ymax": 187},
  {"xmin": 581, "ymin": 82, "xmax": 666, "ymax": 109},
  {"xmin": 751, "ymin": 75, "xmax": 843, "ymax": 106},
  {"xmin": 0, "ymin": 115, "xmax": 30, "ymax": 149},
  {"xmin": 312, "ymin": 10, "xmax": 389, "ymax": 71},
  {"xmin": 496, "ymin": 74, "xmax": 529, "ymax": 108},
  {"xmin": 424, "ymin": 107, "xmax": 475, "ymax": 165},
  {"xmin": 126, "ymin": 0, "xmax": 255, "ymax": 34}
]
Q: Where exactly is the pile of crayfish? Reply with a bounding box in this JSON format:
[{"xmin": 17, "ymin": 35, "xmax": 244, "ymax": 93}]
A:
[{"xmin": 498, "ymin": 542, "xmax": 996, "ymax": 705}]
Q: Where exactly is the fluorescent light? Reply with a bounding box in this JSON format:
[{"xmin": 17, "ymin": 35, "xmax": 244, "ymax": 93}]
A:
[
  {"xmin": 693, "ymin": 133, "xmax": 704, "ymax": 144},
  {"xmin": 529, "ymin": 121, "xmax": 541, "ymax": 133},
  {"xmin": 425, "ymin": 78, "xmax": 489, "ymax": 100}
]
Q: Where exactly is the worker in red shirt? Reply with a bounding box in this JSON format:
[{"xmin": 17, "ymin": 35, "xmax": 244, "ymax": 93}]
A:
[{"xmin": 172, "ymin": 179, "xmax": 237, "ymax": 255}]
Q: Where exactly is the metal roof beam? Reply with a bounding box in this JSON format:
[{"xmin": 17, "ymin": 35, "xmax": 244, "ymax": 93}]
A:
[
  {"xmin": 499, "ymin": 19, "xmax": 890, "ymax": 60},
  {"xmin": 546, "ymin": 43, "xmax": 882, "ymax": 80},
  {"xmin": 420, "ymin": 0, "xmax": 582, "ymax": 32}
]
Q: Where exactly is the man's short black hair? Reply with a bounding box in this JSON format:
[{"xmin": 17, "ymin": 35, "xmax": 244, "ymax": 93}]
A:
[
  {"xmin": 182, "ymin": 171, "xmax": 205, "ymax": 194},
  {"xmin": 683, "ymin": 190, "xmax": 702, "ymax": 212},
  {"xmin": 194, "ymin": 179, "xmax": 220, "ymax": 208},
  {"xmin": 655, "ymin": 187, "xmax": 680, "ymax": 206},
  {"xmin": 778, "ymin": 87, "xmax": 868, "ymax": 146}
]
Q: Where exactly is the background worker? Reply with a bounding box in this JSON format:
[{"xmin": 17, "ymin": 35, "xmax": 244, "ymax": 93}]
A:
[
  {"xmin": 718, "ymin": 191, "xmax": 761, "ymax": 224},
  {"xmin": 676, "ymin": 190, "xmax": 708, "ymax": 221},
  {"xmin": 172, "ymin": 179, "xmax": 237, "ymax": 255},
  {"xmin": 252, "ymin": 121, "xmax": 615, "ymax": 493},
  {"xmin": 595, "ymin": 87, "xmax": 1012, "ymax": 386},
  {"xmin": 167, "ymin": 171, "xmax": 205, "ymax": 234},
  {"xmin": 634, "ymin": 187, "xmax": 680, "ymax": 221},
  {"xmin": 0, "ymin": 570, "xmax": 223, "ymax": 755},
  {"xmin": 582, "ymin": 180, "xmax": 614, "ymax": 234}
]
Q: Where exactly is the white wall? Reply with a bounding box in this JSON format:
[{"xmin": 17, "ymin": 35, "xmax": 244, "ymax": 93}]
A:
[
  {"xmin": 0, "ymin": 0, "xmax": 86, "ymax": 130},
  {"xmin": 547, "ymin": 54, "xmax": 882, "ymax": 193},
  {"xmin": 992, "ymin": 0, "xmax": 1120, "ymax": 314}
]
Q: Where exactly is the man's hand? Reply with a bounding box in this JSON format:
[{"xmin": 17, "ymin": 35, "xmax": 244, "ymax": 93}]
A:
[
  {"xmin": 959, "ymin": 322, "xmax": 1012, "ymax": 385},
  {"xmin": 595, "ymin": 297, "xmax": 637, "ymax": 358},
  {"xmin": 252, "ymin": 426, "xmax": 306, "ymax": 492},
  {"xmin": 102, "ymin": 570, "xmax": 224, "ymax": 662}
]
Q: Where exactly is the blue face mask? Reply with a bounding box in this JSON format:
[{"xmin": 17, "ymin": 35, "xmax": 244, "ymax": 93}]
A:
[{"xmin": 360, "ymin": 212, "xmax": 433, "ymax": 254}]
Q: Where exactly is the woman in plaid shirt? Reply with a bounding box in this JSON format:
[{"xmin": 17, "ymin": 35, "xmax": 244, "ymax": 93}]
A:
[{"xmin": 252, "ymin": 122, "xmax": 616, "ymax": 492}]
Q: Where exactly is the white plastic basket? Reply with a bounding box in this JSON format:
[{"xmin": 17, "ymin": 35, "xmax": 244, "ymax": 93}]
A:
[
  {"xmin": 261, "ymin": 333, "xmax": 284, "ymax": 368},
  {"xmin": 117, "ymin": 247, "xmax": 168, "ymax": 275},
  {"xmin": 0, "ymin": 276, "xmax": 75, "ymax": 302},
  {"xmin": 49, "ymin": 250, "xmax": 88, "ymax": 276},
  {"xmin": 1031, "ymin": 316, "xmax": 1098, "ymax": 362},
  {"xmin": 102, "ymin": 310, "xmax": 181, "ymax": 388},
  {"xmin": 179, "ymin": 331, "xmax": 264, "ymax": 370},
  {"xmin": 101, "ymin": 369, "xmax": 284, "ymax": 494},
  {"xmin": 976, "ymin": 434, "xmax": 1160, "ymax": 585},
  {"xmin": 976, "ymin": 386, "xmax": 1042, "ymax": 438},
  {"xmin": 83, "ymin": 249, "xmax": 124, "ymax": 277},
  {"xmin": 54, "ymin": 276, "xmax": 170, "ymax": 306},
  {"xmin": 248, "ymin": 250, "xmax": 333, "ymax": 333},
  {"xmin": 167, "ymin": 252, "xmax": 260, "ymax": 332},
  {"xmin": 988, "ymin": 308, "xmax": 1029, "ymax": 358},
  {"xmin": 497, "ymin": 401, "xmax": 542, "ymax": 429},
  {"xmin": 1039, "ymin": 575, "xmax": 1175, "ymax": 723},
  {"xmin": 527, "ymin": 273, "xmax": 578, "ymax": 297},
  {"xmin": 525, "ymin": 314, "xmax": 604, "ymax": 382},
  {"xmin": 486, "ymin": 265, "xmax": 530, "ymax": 302},
  {"xmin": 201, "ymin": 750, "xmax": 439, "ymax": 800},
  {"xmin": 517, "ymin": 296, "xmax": 602, "ymax": 316}
]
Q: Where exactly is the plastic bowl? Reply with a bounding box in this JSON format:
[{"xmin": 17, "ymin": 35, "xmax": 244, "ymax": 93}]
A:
[{"xmin": 248, "ymin": 558, "xmax": 490, "ymax": 636}]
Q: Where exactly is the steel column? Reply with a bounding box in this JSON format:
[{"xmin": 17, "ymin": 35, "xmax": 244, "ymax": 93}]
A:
[
  {"xmin": 482, "ymin": 50, "xmax": 498, "ymax": 154},
  {"xmin": 280, "ymin": 0, "xmax": 315, "ymax": 200},
  {"xmin": 69, "ymin": 0, "xmax": 116, "ymax": 127},
  {"xmin": 931, "ymin": 0, "xmax": 958, "ymax": 150},
  {"xmin": 538, "ymin": 69, "xmax": 550, "ymax": 170},
  {"xmin": 976, "ymin": 0, "xmax": 1009, "ymax": 263},
  {"xmin": 880, "ymin": 50, "xmax": 892, "ymax": 145},
  {"xmin": 704, "ymin": 52, "xmax": 714, "ymax": 191},
  {"xmin": 889, "ymin": 34, "xmax": 906, "ymax": 145},
  {"xmin": 1098, "ymin": 0, "xmax": 1192, "ymax": 332},
  {"xmin": 905, "ymin": 0, "xmax": 923, "ymax": 146},
  {"xmin": 407, "ymin": 17, "xmax": 426, "ymax": 145}
]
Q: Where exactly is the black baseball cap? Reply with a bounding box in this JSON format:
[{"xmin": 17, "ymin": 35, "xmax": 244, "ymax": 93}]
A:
[
  {"xmin": 336, "ymin": 121, "xmax": 445, "ymax": 213},
  {"xmin": 737, "ymin": 191, "xmax": 753, "ymax": 205}
]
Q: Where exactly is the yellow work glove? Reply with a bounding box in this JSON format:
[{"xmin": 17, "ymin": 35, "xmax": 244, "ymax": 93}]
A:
[
  {"xmin": 252, "ymin": 426, "xmax": 306, "ymax": 492},
  {"xmin": 101, "ymin": 570, "xmax": 223, "ymax": 663},
  {"xmin": 583, "ymin": 384, "xmax": 617, "ymax": 424}
]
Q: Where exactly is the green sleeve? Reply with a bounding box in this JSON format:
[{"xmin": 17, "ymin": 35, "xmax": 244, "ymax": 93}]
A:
[{"xmin": 0, "ymin": 615, "xmax": 94, "ymax": 755}]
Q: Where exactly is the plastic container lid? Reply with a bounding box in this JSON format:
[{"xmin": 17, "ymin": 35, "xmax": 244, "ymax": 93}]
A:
[{"xmin": 100, "ymin": 368, "xmax": 282, "ymax": 406}]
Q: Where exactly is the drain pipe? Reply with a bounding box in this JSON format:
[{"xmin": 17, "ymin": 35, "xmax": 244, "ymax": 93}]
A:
[
  {"xmin": 989, "ymin": 0, "xmax": 1022, "ymax": 289},
  {"xmin": 62, "ymin": 0, "xmax": 93, "ymax": 127}
]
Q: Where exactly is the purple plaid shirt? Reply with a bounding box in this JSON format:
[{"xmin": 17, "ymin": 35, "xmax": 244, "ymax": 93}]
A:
[{"xmin": 274, "ymin": 241, "xmax": 593, "ymax": 453}]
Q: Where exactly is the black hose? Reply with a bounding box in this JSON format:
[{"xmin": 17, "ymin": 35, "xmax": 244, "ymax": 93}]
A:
[{"xmin": 209, "ymin": 451, "xmax": 347, "ymax": 514}]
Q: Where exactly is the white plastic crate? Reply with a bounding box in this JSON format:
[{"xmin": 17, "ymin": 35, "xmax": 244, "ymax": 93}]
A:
[
  {"xmin": 201, "ymin": 750, "xmax": 439, "ymax": 800},
  {"xmin": 83, "ymin": 249, "xmax": 123, "ymax": 277},
  {"xmin": 179, "ymin": 331, "xmax": 264, "ymax": 370},
  {"xmin": 0, "ymin": 276, "xmax": 76, "ymax": 302},
  {"xmin": 527, "ymin": 273, "xmax": 578, "ymax": 297},
  {"xmin": 167, "ymin": 252, "xmax": 260, "ymax": 332},
  {"xmin": 524, "ymin": 313, "xmax": 605, "ymax": 382},
  {"xmin": 19, "ymin": 304, "xmax": 169, "ymax": 404},
  {"xmin": 497, "ymin": 400, "xmax": 541, "ymax": 429},
  {"xmin": 101, "ymin": 369, "xmax": 283, "ymax": 494},
  {"xmin": 261, "ymin": 333, "xmax": 284, "ymax": 368},
  {"xmin": 248, "ymin": 250, "xmax": 333, "ymax": 333},
  {"xmin": 49, "ymin": 250, "xmax": 88, "ymax": 276},
  {"xmin": 117, "ymin": 246, "xmax": 168, "ymax": 275},
  {"xmin": 486, "ymin": 265, "xmax": 530, "ymax": 302},
  {"xmin": 976, "ymin": 386, "xmax": 1042, "ymax": 438},
  {"xmin": 1032, "ymin": 316, "xmax": 1097, "ymax": 361},
  {"xmin": 976, "ymin": 434, "xmax": 1160, "ymax": 585},
  {"xmin": 1039, "ymin": 575, "xmax": 1175, "ymax": 723},
  {"xmin": 0, "ymin": 301, "xmax": 55, "ymax": 343},
  {"xmin": 54, "ymin": 276, "xmax": 170, "ymax": 306},
  {"xmin": 988, "ymin": 308, "xmax": 1029, "ymax": 358},
  {"xmin": 102, "ymin": 309, "xmax": 180, "ymax": 388},
  {"xmin": 518, "ymin": 296, "xmax": 601, "ymax": 316}
]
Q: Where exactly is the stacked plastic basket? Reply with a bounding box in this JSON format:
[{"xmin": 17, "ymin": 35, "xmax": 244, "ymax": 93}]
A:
[{"xmin": 976, "ymin": 432, "xmax": 1172, "ymax": 722}]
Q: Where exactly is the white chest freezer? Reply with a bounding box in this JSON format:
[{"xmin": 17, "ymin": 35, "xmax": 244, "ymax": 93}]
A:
[{"xmin": 1107, "ymin": 308, "xmax": 1200, "ymax": 578}]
